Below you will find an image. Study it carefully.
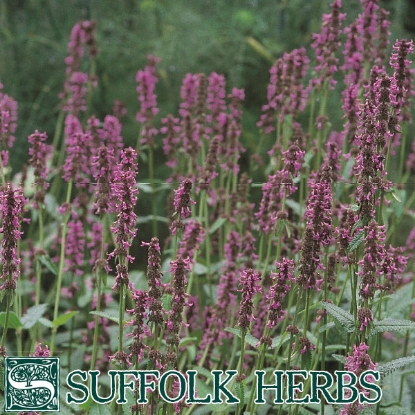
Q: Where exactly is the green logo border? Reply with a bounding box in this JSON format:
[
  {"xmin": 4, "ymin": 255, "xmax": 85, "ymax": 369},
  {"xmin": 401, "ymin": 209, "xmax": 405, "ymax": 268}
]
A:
[{"xmin": 4, "ymin": 357, "xmax": 60, "ymax": 412}]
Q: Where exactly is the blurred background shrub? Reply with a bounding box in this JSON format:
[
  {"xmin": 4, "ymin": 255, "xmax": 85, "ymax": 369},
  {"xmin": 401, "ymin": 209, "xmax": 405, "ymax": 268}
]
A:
[{"xmin": 0, "ymin": 0, "xmax": 412, "ymax": 172}]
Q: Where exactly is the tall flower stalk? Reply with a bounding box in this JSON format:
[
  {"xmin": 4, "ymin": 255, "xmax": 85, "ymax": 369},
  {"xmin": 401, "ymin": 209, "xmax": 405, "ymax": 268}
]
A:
[
  {"xmin": 0, "ymin": 184, "xmax": 24, "ymax": 353},
  {"xmin": 108, "ymin": 148, "xmax": 138, "ymax": 367}
]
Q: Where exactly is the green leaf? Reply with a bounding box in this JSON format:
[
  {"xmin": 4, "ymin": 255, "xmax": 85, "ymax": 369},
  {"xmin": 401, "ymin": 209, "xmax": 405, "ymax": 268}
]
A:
[
  {"xmin": 89, "ymin": 401, "xmax": 111, "ymax": 415},
  {"xmin": 224, "ymin": 327, "xmax": 260, "ymax": 349},
  {"xmin": 52, "ymin": 310, "xmax": 79, "ymax": 328},
  {"xmin": 179, "ymin": 337, "xmax": 198, "ymax": 347},
  {"xmin": 378, "ymin": 356, "xmax": 415, "ymax": 378},
  {"xmin": 0, "ymin": 311, "xmax": 22, "ymax": 329},
  {"xmin": 332, "ymin": 354, "xmax": 345, "ymax": 364},
  {"xmin": 162, "ymin": 293, "xmax": 172, "ymax": 312},
  {"xmin": 89, "ymin": 311, "xmax": 120, "ymax": 325},
  {"xmin": 193, "ymin": 263, "xmax": 207, "ymax": 275},
  {"xmin": 137, "ymin": 183, "xmax": 153, "ymax": 193},
  {"xmin": 321, "ymin": 302, "xmax": 355, "ymax": 333},
  {"xmin": 285, "ymin": 199, "xmax": 301, "ymax": 216},
  {"xmin": 21, "ymin": 304, "xmax": 48, "ymax": 329},
  {"xmin": 370, "ymin": 319, "xmax": 415, "ymax": 335},
  {"xmin": 347, "ymin": 230, "xmax": 365, "ymax": 254},
  {"xmin": 136, "ymin": 215, "xmax": 169, "ymax": 224},
  {"xmin": 271, "ymin": 334, "xmax": 290, "ymax": 350},
  {"xmin": 37, "ymin": 254, "xmax": 58, "ymax": 276},
  {"xmin": 352, "ymin": 219, "xmax": 363, "ymax": 234},
  {"xmin": 380, "ymin": 405, "xmax": 415, "ymax": 415},
  {"xmin": 234, "ymin": 379, "xmax": 245, "ymax": 406},
  {"xmin": 192, "ymin": 366, "xmax": 213, "ymax": 380},
  {"xmin": 38, "ymin": 317, "xmax": 53, "ymax": 328},
  {"xmin": 318, "ymin": 322, "xmax": 335, "ymax": 333},
  {"xmin": 209, "ymin": 217, "xmax": 226, "ymax": 234}
]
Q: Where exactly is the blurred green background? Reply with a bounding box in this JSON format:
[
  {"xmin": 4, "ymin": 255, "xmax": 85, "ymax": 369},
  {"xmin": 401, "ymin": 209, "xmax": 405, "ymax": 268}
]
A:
[{"xmin": 0, "ymin": 0, "xmax": 413, "ymax": 172}]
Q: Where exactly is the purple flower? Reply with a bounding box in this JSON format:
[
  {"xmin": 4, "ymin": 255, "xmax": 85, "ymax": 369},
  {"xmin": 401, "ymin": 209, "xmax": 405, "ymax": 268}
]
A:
[
  {"xmin": 358, "ymin": 220, "xmax": 385, "ymax": 300},
  {"xmin": 136, "ymin": 55, "xmax": 160, "ymax": 146},
  {"xmin": 0, "ymin": 85, "xmax": 18, "ymax": 167},
  {"xmin": 99, "ymin": 115, "xmax": 124, "ymax": 162},
  {"xmin": 172, "ymin": 178, "xmax": 195, "ymax": 220},
  {"xmin": 179, "ymin": 73, "xmax": 199, "ymax": 117},
  {"xmin": 108, "ymin": 148, "xmax": 139, "ymax": 291},
  {"xmin": 357, "ymin": 307, "xmax": 374, "ymax": 331},
  {"xmin": 28, "ymin": 130, "xmax": 52, "ymax": 209},
  {"xmin": 345, "ymin": 342, "xmax": 377, "ymax": 375},
  {"xmin": 390, "ymin": 39, "xmax": 414, "ymax": 123},
  {"xmin": 0, "ymin": 184, "xmax": 24, "ymax": 291},
  {"xmin": 304, "ymin": 171, "xmax": 333, "ymax": 245},
  {"xmin": 206, "ymin": 72, "xmax": 227, "ymax": 132},
  {"xmin": 199, "ymin": 136, "xmax": 220, "ymax": 190},
  {"xmin": 178, "ymin": 220, "xmax": 205, "ymax": 263},
  {"xmin": 91, "ymin": 146, "xmax": 115, "ymax": 214},
  {"xmin": 62, "ymin": 115, "xmax": 93, "ymax": 187},
  {"xmin": 166, "ymin": 257, "xmax": 191, "ymax": 349},
  {"xmin": 64, "ymin": 217, "xmax": 85, "ymax": 278},
  {"xmin": 126, "ymin": 289, "xmax": 150, "ymax": 366},
  {"xmin": 342, "ymin": 22, "xmax": 364, "ymax": 87},
  {"xmin": 161, "ymin": 115, "xmax": 181, "ymax": 168},
  {"xmin": 31, "ymin": 343, "xmax": 50, "ymax": 357},
  {"xmin": 310, "ymin": 0, "xmax": 346, "ymax": 89},
  {"xmin": 141, "ymin": 238, "xmax": 164, "ymax": 325},
  {"xmin": 267, "ymin": 258, "xmax": 295, "ymax": 328},
  {"xmin": 258, "ymin": 48, "xmax": 309, "ymax": 133},
  {"xmin": 237, "ymin": 268, "xmax": 261, "ymax": 330},
  {"xmin": 61, "ymin": 21, "xmax": 98, "ymax": 115},
  {"xmin": 255, "ymin": 171, "xmax": 295, "ymax": 234},
  {"xmin": 282, "ymin": 144, "xmax": 305, "ymax": 177}
]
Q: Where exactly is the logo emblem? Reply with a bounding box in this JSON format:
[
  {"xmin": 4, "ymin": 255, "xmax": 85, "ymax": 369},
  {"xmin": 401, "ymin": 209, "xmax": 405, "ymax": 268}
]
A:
[{"xmin": 4, "ymin": 357, "xmax": 59, "ymax": 412}]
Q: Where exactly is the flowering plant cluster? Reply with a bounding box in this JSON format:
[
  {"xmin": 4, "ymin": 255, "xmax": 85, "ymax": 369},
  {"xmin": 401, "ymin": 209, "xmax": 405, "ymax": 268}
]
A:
[{"xmin": 1, "ymin": 1, "xmax": 415, "ymax": 414}]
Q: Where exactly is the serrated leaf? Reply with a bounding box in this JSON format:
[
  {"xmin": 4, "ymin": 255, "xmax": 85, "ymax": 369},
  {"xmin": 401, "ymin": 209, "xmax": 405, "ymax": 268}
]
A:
[
  {"xmin": 21, "ymin": 304, "xmax": 48, "ymax": 329},
  {"xmin": 37, "ymin": 254, "xmax": 58, "ymax": 276},
  {"xmin": 89, "ymin": 311, "xmax": 120, "ymax": 325},
  {"xmin": 0, "ymin": 311, "xmax": 22, "ymax": 329},
  {"xmin": 347, "ymin": 230, "xmax": 365, "ymax": 254},
  {"xmin": 378, "ymin": 356, "xmax": 415, "ymax": 378},
  {"xmin": 52, "ymin": 310, "xmax": 79, "ymax": 328},
  {"xmin": 352, "ymin": 219, "xmax": 363, "ymax": 234},
  {"xmin": 371, "ymin": 319, "xmax": 415, "ymax": 335},
  {"xmin": 321, "ymin": 302, "xmax": 355, "ymax": 333},
  {"xmin": 209, "ymin": 217, "xmax": 227, "ymax": 234},
  {"xmin": 224, "ymin": 327, "xmax": 260, "ymax": 348}
]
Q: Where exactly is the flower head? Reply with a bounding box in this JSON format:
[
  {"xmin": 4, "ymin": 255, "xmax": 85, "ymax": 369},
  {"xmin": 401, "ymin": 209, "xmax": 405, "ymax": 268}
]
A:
[
  {"xmin": 0, "ymin": 184, "xmax": 25, "ymax": 291},
  {"xmin": 237, "ymin": 268, "xmax": 262, "ymax": 330}
]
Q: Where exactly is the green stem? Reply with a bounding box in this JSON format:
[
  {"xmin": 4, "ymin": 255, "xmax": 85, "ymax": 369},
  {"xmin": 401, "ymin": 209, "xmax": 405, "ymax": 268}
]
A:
[
  {"xmin": 148, "ymin": 145, "xmax": 158, "ymax": 237},
  {"xmin": 0, "ymin": 292, "xmax": 13, "ymax": 349},
  {"xmin": 50, "ymin": 179, "xmax": 73, "ymax": 356}
]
